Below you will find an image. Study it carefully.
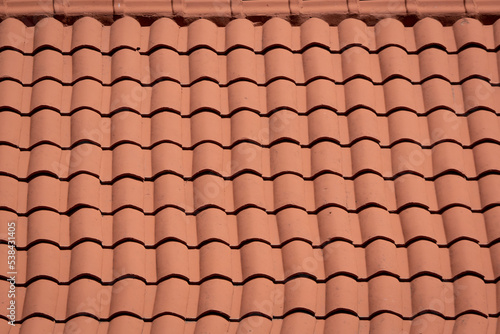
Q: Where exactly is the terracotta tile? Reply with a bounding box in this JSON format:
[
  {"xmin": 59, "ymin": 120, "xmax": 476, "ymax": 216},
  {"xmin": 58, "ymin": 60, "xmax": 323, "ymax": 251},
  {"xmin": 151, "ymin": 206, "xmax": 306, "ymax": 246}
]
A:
[
  {"xmin": 453, "ymin": 18, "xmax": 486, "ymax": 50},
  {"xmin": 32, "ymin": 49, "xmax": 64, "ymax": 83},
  {"xmin": 273, "ymin": 174, "xmax": 306, "ymax": 210},
  {"xmin": 305, "ymin": 80, "xmax": 337, "ymax": 112},
  {"xmin": 230, "ymin": 142, "xmax": 263, "ymax": 175},
  {"xmin": 310, "ymin": 141, "xmax": 342, "ymax": 177},
  {"xmin": 266, "ymin": 81, "xmax": 298, "ymax": 115},
  {"xmin": 24, "ymin": 243, "xmax": 61, "ymax": 281},
  {"xmin": 461, "ymin": 79, "xmax": 496, "ymax": 114},
  {"xmin": 71, "ymin": 17, "xmax": 103, "ymax": 51},
  {"xmin": 15, "ymin": 317, "xmax": 57, "ymax": 334},
  {"xmin": 197, "ymin": 279, "xmax": 233, "ymax": 317},
  {"xmin": 112, "ymin": 208, "xmax": 145, "ymax": 244},
  {"xmin": 484, "ymin": 207, "xmax": 500, "ymax": 244},
  {"xmin": 65, "ymin": 143, "xmax": 102, "ymax": 178},
  {"xmin": 418, "ymin": 47, "xmax": 450, "ymax": 80},
  {"xmin": 458, "ymin": 47, "xmax": 490, "ymax": 81},
  {"xmin": 225, "ymin": 19, "xmax": 255, "ymax": 50},
  {"xmin": 232, "ymin": 173, "xmax": 266, "ymax": 211},
  {"xmin": 151, "ymin": 315, "xmax": 185, "ymax": 334},
  {"xmin": 269, "ymin": 142, "xmax": 302, "ymax": 176},
  {"xmin": 413, "ymin": 18, "xmax": 446, "ymax": 50},
  {"xmin": 313, "ymin": 173, "xmax": 348, "ymax": 210},
  {"xmin": 68, "ymin": 207, "xmax": 102, "ymax": 244},
  {"xmin": 236, "ymin": 207, "xmax": 271, "ymax": 244},
  {"xmin": 442, "ymin": 207, "xmax": 481, "ymax": 243},
  {"xmin": 368, "ymin": 276, "xmax": 407, "ymax": 316},
  {"xmin": 467, "ymin": 110, "xmax": 500, "ymax": 145},
  {"xmin": 240, "ymin": 242, "xmax": 275, "ymax": 280},
  {"xmin": 378, "ymin": 47, "xmax": 411, "ymax": 82},
  {"xmin": 350, "ymin": 140, "xmax": 383, "ymax": 176},
  {"xmin": 453, "ymin": 276, "xmax": 488, "ymax": 315},
  {"xmin": 112, "ymin": 242, "xmax": 147, "ymax": 280},
  {"xmin": 226, "ymin": 48, "xmax": 255, "ymax": 84},
  {"xmin": 190, "ymin": 110, "xmax": 222, "ymax": 145},
  {"xmin": 394, "ymin": 174, "xmax": 430, "ymax": 210},
  {"xmin": 374, "ymin": 19, "xmax": 406, "ymax": 50},
  {"xmin": 431, "ymin": 142, "xmax": 466, "ymax": 176},
  {"xmin": 187, "ymin": 19, "xmax": 219, "ymax": 52},
  {"xmin": 300, "ymin": 18, "xmax": 330, "ymax": 50},
  {"xmin": 65, "ymin": 278, "xmax": 103, "ymax": 317},
  {"xmin": 472, "ymin": 142, "xmax": 500, "ymax": 175},
  {"xmin": 152, "ymin": 278, "xmax": 189, "ymax": 317},
  {"xmin": 383, "ymin": 79, "xmax": 417, "ymax": 113},
  {"xmin": 33, "ymin": 18, "xmax": 64, "ymax": 52},
  {"xmin": 323, "ymin": 240, "xmax": 359, "ymax": 278},
  {"xmin": 193, "ymin": 315, "xmax": 229, "ymax": 334},
  {"xmin": 66, "ymin": 173, "xmax": 100, "ymax": 211},
  {"xmin": 107, "ymin": 316, "xmax": 145, "ymax": 334},
  {"xmin": 281, "ymin": 240, "xmax": 320, "ymax": 278},
  {"xmin": 338, "ymin": 19, "xmax": 371, "ymax": 50},
  {"xmin": 324, "ymin": 314, "xmax": 359, "ymax": 333},
  {"xmin": 262, "ymin": 18, "xmax": 292, "ymax": 51},
  {"xmin": 340, "ymin": 46, "xmax": 371, "ymax": 82},
  {"xmin": 198, "ymin": 241, "xmax": 232, "ymax": 280},
  {"xmin": 0, "ymin": 50, "xmax": 24, "ymax": 83},
  {"xmin": 109, "ymin": 17, "xmax": 141, "ymax": 52},
  {"xmin": 22, "ymin": 279, "xmax": 61, "ymax": 319},
  {"xmin": 227, "ymin": 81, "xmax": 260, "ymax": 113},
  {"xmin": 107, "ymin": 278, "xmax": 147, "ymax": 317},
  {"xmin": 434, "ymin": 174, "xmax": 471, "ymax": 210},
  {"xmin": 156, "ymin": 241, "xmax": 189, "ymax": 280},
  {"xmin": 0, "ymin": 81, "xmax": 24, "ymax": 115},
  {"xmin": 111, "ymin": 49, "xmax": 141, "ymax": 83},
  {"xmin": 70, "ymin": 80, "xmax": 103, "ymax": 113},
  {"xmin": 67, "ymin": 242, "xmax": 103, "ymax": 280},
  {"xmin": 189, "ymin": 48, "xmax": 219, "ymax": 83},
  {"xmin": 109, "ymin": 81, "xmax": 145, "ymax": 115},
  {"xmin": 148, "ymin": 18, "xmax": 179, "ymax": 51},
  {"xmin": 0, "ymin": 18, "xmax": 27, "ymax": 51},
  {"xmin": 193, "ymin": 207, "xmax": 227, "ymax": 245},
  {"xmin": 421, "ymin": 78, "xmax": 456, "ymax": 113},
  {"xmin": 154, "ymin": 174, "xmax": 185, "ymax": 211},
  {"xmin": 237, "ymin": 316, "xmax": 273, "ymax": 334},
  {"xmin": 282, "ymin": 277, "xmax": 318, "ymax": 314},
  {"xmin": 451, "ymin": 314, "xmax": 490, "ymax": 334}
]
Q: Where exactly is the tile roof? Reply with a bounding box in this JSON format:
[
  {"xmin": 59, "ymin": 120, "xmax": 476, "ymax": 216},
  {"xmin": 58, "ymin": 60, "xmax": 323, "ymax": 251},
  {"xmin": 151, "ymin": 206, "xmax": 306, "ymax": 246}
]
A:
[{"xmin": 0, "ymin": 15, "xmax": 500, "ymax": 333}]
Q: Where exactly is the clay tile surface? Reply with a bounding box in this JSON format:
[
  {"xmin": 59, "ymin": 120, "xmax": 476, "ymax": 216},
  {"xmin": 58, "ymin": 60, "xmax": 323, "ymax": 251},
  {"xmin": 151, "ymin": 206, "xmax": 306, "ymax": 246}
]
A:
[{"xmin": 0, "ymin": 12, "xmax": 500, "ymax": 334}]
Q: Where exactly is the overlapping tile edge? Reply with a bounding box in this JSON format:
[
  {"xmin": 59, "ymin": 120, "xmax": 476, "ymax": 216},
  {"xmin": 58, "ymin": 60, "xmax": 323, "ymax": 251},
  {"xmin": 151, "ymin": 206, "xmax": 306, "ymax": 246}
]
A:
[{"xmin": 0, "ymin": 16, "xmax": 499, "ymax": 334}]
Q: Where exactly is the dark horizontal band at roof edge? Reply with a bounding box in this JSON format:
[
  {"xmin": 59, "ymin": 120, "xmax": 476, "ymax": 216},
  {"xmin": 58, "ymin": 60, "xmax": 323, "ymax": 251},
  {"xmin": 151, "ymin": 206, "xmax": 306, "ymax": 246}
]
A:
[{"xmin": 1, "ymin": 0, "xmax": 500, "ymax": 26}]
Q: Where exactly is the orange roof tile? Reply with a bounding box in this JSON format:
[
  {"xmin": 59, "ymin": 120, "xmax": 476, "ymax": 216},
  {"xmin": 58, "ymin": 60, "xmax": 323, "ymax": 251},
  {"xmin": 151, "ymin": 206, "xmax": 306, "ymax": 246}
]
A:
[{"xmin": 0, "ymin": 15, "xmax": 500, "ymax": 333}]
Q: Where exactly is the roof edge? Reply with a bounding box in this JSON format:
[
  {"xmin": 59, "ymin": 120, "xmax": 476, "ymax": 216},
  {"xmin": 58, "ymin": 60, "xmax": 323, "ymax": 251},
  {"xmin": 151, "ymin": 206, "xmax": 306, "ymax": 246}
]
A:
[{"xmin": 1, "ymin": 0, "xmax": 500, "ymax": 26}]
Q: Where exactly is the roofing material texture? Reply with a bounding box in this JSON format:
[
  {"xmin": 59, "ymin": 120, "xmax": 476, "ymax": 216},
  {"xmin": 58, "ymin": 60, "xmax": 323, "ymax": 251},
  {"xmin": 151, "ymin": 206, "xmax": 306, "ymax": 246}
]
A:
[{"xmin": 0, "ymin": 15, "xmax": 499, "ymax": 333}]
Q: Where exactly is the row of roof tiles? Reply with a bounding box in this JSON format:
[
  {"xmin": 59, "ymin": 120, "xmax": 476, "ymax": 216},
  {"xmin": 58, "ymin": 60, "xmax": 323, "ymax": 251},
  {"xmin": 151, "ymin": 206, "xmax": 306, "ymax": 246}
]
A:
[
  {"xmin": 2, "ymin": 206, "xmax": 499, "ymax": 248},
  {"xmin": 2, "ymin": 276, "xmax": 498, "ymax": 320},
  {"xmin": 1, "ymin": 79, "xmax": 497, "ymax": 117},
  {"xmin": 2, "ymin": 17, "xmax": 500, "ymax": 54},
  {"xmin": 3, "ymin": 46, "xmax": 500, "ymax": 85},
  {"xmin": 3, "ymin": 140, "xmax": 500, "ymax": 180},
  {"xmin": 2, "ymin": 173, "xmax": 500, "ymax": 213},
  {"xmin": 2, "ymin": 313, "xmax": 498, "ymax": 334},
  {"xmin": 2, "ymin": 238, "xmax": 499, "ymax": 283}
]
